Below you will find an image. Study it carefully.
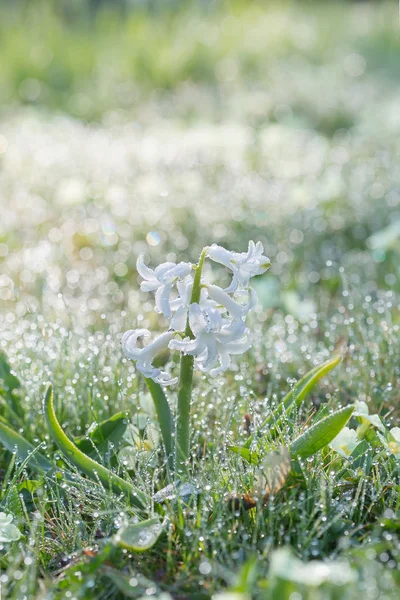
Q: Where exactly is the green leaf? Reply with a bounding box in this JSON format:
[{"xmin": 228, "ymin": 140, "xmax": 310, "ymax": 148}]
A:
[
  {"xmin": 74, "ymin": 411, "xmax": 128, "ymax": 457},
  {"xmin": 227, "ymin": 445, "xmax": 259, "ymax": 465},
  {"xmin": 43, "ymin": 385, "xmax": 147, "ymax": 509},
  {"xmin": 0, "ymin": 418, "xmax": 53, "ymax": 471},
  {"xmin": 290, "ymin": 406, "xmax": 354, "ymax": 459},
  {"xmin": 244, "ymin": 355, "xmax": 342, "ymax": 449},
  {"xmin": 16, "ymin": 480, "xmax": 43, "ymax": 494},
  {"xmin": 114, "ymin": 517, "xmax": 163, "ymax": 552},
  {"xmin": 145, "ymin": 377, "xmax": 174, "ymax": 469}
]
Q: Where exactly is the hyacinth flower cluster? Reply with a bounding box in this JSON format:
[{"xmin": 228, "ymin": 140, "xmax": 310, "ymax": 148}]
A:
[{"xmin": 122, "ymin": 242, "xmax": 270, "ymax": 472}]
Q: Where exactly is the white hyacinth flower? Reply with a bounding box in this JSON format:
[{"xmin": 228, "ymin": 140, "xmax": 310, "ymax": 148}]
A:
[
  {"xmin": 136, "ymin": 255, "xmax": 193, "ymax": 319},
  {"xmin": 122, "ymin": 329, "xmax": 177, "ymax": 385},
  {"xmin": 207, "ymin": 240, "xmax": 270, "ymax": 292},
  {"xmin": 169, "ymin": 303, "xmax": 251, "ymax": 377}
]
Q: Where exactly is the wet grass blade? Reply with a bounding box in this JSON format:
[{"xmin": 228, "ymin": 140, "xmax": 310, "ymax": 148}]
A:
[
  {"xmin": 290, "ymin": 405, "xmax": 354, "ymax": 459},
  {"xmin": 0, "ymin": 418, "xmax": 53, "ymax": 472},
  {"xmin": 74, "ymin": 411, "xmax": 128, "ymax": 457},
  {"xmin": 145, "ymin": 377, "xmax": 174, "ymax": 469},
  {"xmin": 43, "ymin": 385, "xmax": 147, "ymax": 509},
  {"xmin": 244, "ymin": 355, "xmax": 342, "ymax": 448}
]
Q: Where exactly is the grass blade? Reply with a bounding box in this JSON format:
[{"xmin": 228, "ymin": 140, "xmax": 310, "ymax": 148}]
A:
[
  {"xmin": 290, "ymin": 405, "xmax": 354, "ymax": 459},
  {"xmin": 43, "ymin": 385, "xmax": 147, "ymax": 509},
  {"xmin": 145, "ymin": 377, "xmax": 174, "ymax": 469},
  {"xmin": 74, "ymin": 411, "xmax": 128, "ymax": 457},
  {"xmin": 0, "ymin": 418, "xmax": 53, "ymax": 471}
]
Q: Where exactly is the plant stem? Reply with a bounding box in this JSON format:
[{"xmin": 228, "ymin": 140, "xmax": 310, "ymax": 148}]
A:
[{"xmin": 174, "ymin": 248, "xmax": 207, "ymax": 475}]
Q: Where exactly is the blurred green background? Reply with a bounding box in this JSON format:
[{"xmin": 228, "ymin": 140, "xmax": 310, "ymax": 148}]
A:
[{"xmin": 1, "ymin": 0, "xmax": 399, "ymax": 120}]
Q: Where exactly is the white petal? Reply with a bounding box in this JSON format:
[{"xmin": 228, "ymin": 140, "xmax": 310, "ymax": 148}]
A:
[
  {"xmin": 217, "ymin": 319, "xmax": 246, "ymax": 343},
  {"xmin": 210, "ymin": 349, "xmax": 231, "ymax": 377},
  {"xmin": 140, "ymin": 331, "xmax": 175, "ymax": 360},
  {"xmin": 163, "ymin": 262, "xmax": 192, "ymax": 282},
  {"xmin": 207, "ymin": 285, "xmax": 246, "ymax": 319},
  {"xmin": 122, "ymin": 329, "xmax": 151, "ymax": 360},
  {"xmin": 155, "ymin": 262, "xmax": 179, "ymax": 278},
  {"xmin": 140, "ymin": 281, "xmax": 160, "ymax": 293},
  {"xmin": 206, "ymin": 244, "xmax": 233, "ymax": 269},
  {"xmin": 169, "ymin": 335, "xmax": 205, "ymax": 355},
  {"xmin": 170, "ymin": 305, "xmax": 188, "ymax": 331},
  {"xmin": 188, "ymin": 303, "xmax": 208, "ymax": 335},
  {"xmin": 155, "ymin": 284, "xmax": 173, "ymax": 318},
  {"xmin": 136, "ymin": 255, "xmax": 157, "ymax": 281},
  {"xmin": 224, "ymin": 272, "xmax": 239, "ymax": 294},
  {"xmin": 224, "ymin": 334, "xmax": 252, "ymax": 355},
  {"xmin": 198, "ymin": 339, "xmax": 218, "ymax": 371}
]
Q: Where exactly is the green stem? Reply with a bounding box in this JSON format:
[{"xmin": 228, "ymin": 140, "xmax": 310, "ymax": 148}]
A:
[{"xmin": 174, "ymin": 249, "xmax": 207, "ymax": 474}]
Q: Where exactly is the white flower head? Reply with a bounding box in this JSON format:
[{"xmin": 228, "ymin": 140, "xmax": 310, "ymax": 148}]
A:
[
  {"xmin": 122, "ymin": 329, "xmax": 177, "ymax": 386},
  {"xmin": 137, "ymin": 255, "xmax": 193, "ymax": 319},
  {"xmin": 329, "ymin": 427, "xmax": 360, "ymax": 458},
  {"xmin": 207, "ymin": 240, "xmax": 270, "ymax": 292},
  {"xmin": 169, "ymin": 303, "xmax": 251, "ymax": 377}
]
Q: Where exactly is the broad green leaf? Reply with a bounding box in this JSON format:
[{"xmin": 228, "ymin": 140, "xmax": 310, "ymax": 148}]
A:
[
  {"xmin": 43, "ymin": 385, "xmax": 147, "ymax": 509},
  {"xmin": 290, "ymin": 406, "xmax": 354, "ymax": 459},
  {"xmin": 0, "ymin": 418, "xmax": 53, "ymax": 471},
  {"xmin": 114, "ymin": 517, "xmax": 162, "ymax": 552},
  {"xmin": 227, "ymin": 445, "xmax": 259, "ymax": 465},
  {"xmin": 74, "ymin": 411, "xmax": 128, "ymax": 457},
  {"xmin": 244, "ymin": 355, "xmax": 342, "ymax": 448},
  {"xmin": 145, "ymin": 377, "xmax": 174, "ymax": 469}
]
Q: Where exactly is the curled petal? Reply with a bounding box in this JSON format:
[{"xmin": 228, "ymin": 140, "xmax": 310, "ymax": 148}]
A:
[
  {"xmin": 217, "ymin": 318, "xmax": 246, "ymax": 343},
  {"xmin": 136, "ymin": 255, "xmax": 157, "ymax": 281},
  {"xmin": 155, "ymin": 284, "xmax": 173, "ymax": 318},
  {"xmin": 207, "ymin": 285, "xmax": 248, "ymax": 319},
  {"xmin": 169, "ymin": 335, "xmax": 206, "ymax": 356},
  {"xmin": 197, "ymin": 339, "xmax": 218, "ymax": 371},
  {"xmin": 224, "ymin": 335, "xmax": 252, "ymax": 355},
  {"xmin": 206, "ymin": 244, "xmax": 233, "ymax": 269},
  {"xmin": 122, "ymin": 330, "xmax": 177, "ymax": 385},
  {"xmin": 122, "ymin": 329, "xmax": 151, "ymax": 360},
  {"xmin": 154, "ymin": 262, "xmax": 179, "ymax": 279},
  {"xmin": 210, "ymin": 350, "xmax": 231, "ymax": 377}
]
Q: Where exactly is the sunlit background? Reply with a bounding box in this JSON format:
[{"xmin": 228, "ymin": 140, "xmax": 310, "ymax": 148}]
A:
[{"xmin": 1, "ymin": 0, "xmax": 399, "ymax": 327}]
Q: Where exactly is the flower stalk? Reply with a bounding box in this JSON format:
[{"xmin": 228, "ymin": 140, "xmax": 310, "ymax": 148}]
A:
[{"xmin": 175, "ymin": 249, "xmax": 206, "ymax": 474}]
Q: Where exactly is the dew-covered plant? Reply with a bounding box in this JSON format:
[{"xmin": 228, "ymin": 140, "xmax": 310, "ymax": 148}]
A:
[{"xmin": 122, "ymin": 241, "xmax": 270, "ymax": 473}]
